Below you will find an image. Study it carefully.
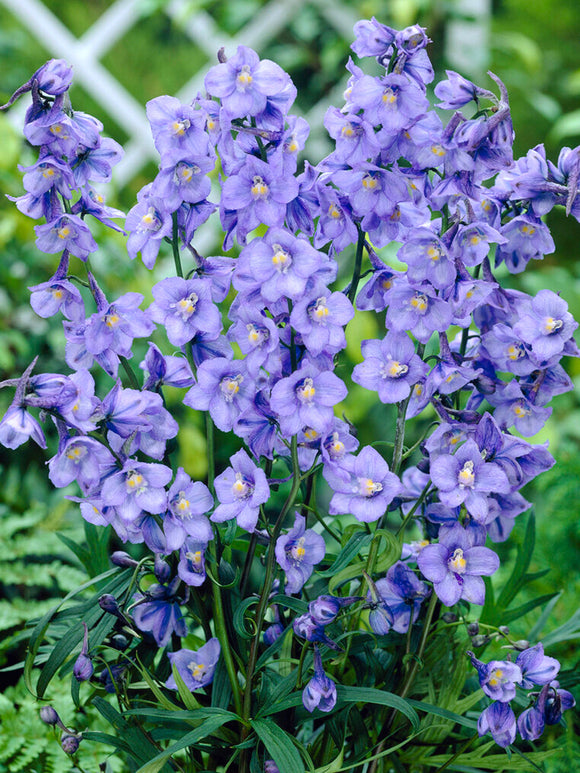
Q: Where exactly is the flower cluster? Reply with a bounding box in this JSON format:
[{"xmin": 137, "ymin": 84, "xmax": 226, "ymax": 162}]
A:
[{"xmin": 1, "ymin": 17, "xmax": 577, "ymax": 771}]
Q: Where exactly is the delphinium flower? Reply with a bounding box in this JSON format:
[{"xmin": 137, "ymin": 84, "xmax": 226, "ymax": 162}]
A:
[
  {"xmin": 290, "ymin": 290, "xmax": 354, "ymax": 357},
  {"xmin": 467, "ymin": 652, "xmax": 522, "ymax": 702},
  {"xmin": 270, "ymin": 363, "xmax": 347, "ymax": 438},
  {"xmin": 211, "ymin": 448, "xmax": 270, "ymax": 532},
  {"xmin": 163, "ymin": 468, "xmax": 214, "ymax": 552},
  {"xmin": 184, "ymin": 357, "xmax": 253, "ymax": 432},
  {"xmin": 148, "ymin": 276, "xmax": 222, "ymax": 347},
  {"xmin": 429, "ymin": 438, "xmax": 511, "ymax": 523},
  {"xmin": 352, "ymin": 331, "xmax": 428, "ymax": 403},
  {"xmin": 100, "ymin": 460, "xmax": 172, "ymax": 523},
  {"xmin": 367, "ymin": 562, "xmax": 431, "ymax": 634},
  {"xmin": 165, "ymin": 638, "xmax": 221, "ymax": 691},
  {"xmin": 178, "ymin": 535, "xmax": 212, "ymax": 586},
  {"xmin": 477, "ymin": 702, "xmax": 517, "ymax": 748},
  {"xmin": 125, "ymin": 185, "xmax": 173, "ymax": 269},
  {"xmin": 417, "ymin": 522, "xmax": 499, "ymax": 606},
  {"xmin": 48, "ymin": 436, "xmax": 114, "ymax": 494},
  {"xmin": 131, "ymin": 576, "xmax": 187, "ymax": 647},
  {"xmin": 323, "ymin": 446, "xmax": 402, "ymax": 523},
  {"xmin": 275, "ymin": 514, "xmax": 325, "ymax": 594}
]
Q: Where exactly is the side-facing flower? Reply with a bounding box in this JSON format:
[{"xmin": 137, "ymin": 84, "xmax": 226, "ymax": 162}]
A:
[
  {"xmin": 477, "ymin": 701, "xmax": 517, "ymax": 748},
  {"xmin": 468, "ymin": 652, "xmax": 522, "ymax": 702},
  {"xmin": 165, "ymin": 638, "xmax": 221, "ymax": 691},
  {"xmin": 275, "ymin": 513, "xmax": 325, "ymax": 594}
]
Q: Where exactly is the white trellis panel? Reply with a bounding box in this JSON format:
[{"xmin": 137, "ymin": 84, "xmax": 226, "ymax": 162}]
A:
[{"xmin": 1, "ymin": 0, "xmax": 359, "ymax": 189}]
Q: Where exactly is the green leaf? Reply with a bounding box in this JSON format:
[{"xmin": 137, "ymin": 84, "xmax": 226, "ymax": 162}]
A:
[
  {"xmin": 134, "ymin": 656, "xmax": 181, "ymax": 712},
  {"xmin": 502, "ymin": 592, "xmax": 560, "ymax": 625},
  {"xmin": 336, "ymin": 686, "xmax": 419, "ymax": 731},
  {"xmin": 171, "ymin": 662, "xmax": 202, "ymax": 710},
  {"xmin": 135, "ymin": 712, "xmax": 239, "ymax": 773},
  {"xmin": 233, "ymin": 596, "xmax": 259, "ymax": 639},
  {"xmin": 251, "ymin": 717, "xmax": 305, "ymax": 773},
  {"xmin": 405, "ymin": 698, "xmax": 478, "ymax": 730},
  {"xmin": 317, "ymin": 531, "xmax": 373, "ymax": 577}
]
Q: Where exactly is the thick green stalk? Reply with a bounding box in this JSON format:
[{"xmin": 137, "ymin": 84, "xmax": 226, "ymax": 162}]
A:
[
  {"xmin": 171, "ymin": 212, "xmax": 184, "ymax": 278},
  {"xmin": 348, "ymin": 226, "xmax": 366, "ymax": 304}
]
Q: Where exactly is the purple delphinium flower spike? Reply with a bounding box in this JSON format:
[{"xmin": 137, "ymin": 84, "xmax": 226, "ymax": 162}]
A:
[
  {"xmin": 165, "ymin": 638, "xmax": 221, "ymax": 691},
  {"xmin": 302, "ymin": 646, "xmax": 337, "ymax": 713},
  {"xmin": 323, "ymin": 446, "xmax": 402, "ymax": 523},
  {"xmin": 275, "ymin": 513, "xmax": 325, "ymax": 595},
  {"xmin": 477, "ymin": 701, "xmax": 516, "ymax": 748},
  {"xmin": 417, "ymin": 522, "xmax": 499, "ymax": 606},
  {"xmin": 212, "ymin": 448, "xmax": 270, "ymax": 532}
]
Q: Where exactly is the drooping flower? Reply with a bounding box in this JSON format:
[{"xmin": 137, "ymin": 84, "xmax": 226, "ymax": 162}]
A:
[
  {"xmin": 477, "ymin": 701, "xmax": 517, "ymax": 748},
  {"xmin": 302, "ymin": 646, "xmax": 337, "ymax": 713}
]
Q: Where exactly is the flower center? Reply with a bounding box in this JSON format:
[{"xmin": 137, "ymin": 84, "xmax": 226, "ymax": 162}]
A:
[
  {"xmin": 487, "ymin": 668, "xmax": 504, "ymax": 687},
  {"xmin": 232, "ymin": 472, "xmax": 252, "ymax": 500},
  {"xmin": 520, "ymin": 223, "xmax": 536, "ymax": 236},
  {"xmin": 309, "ymin": 297, "xmax": 329, "ymax": 322},
  {"xmin": 431, "ymin": 143, "xmax": 446, "ymax": 157},
  {"xmin": 171, "ymin": 118, "xmax": 190, "ymax": 136},
  {"xmin": 426, "ymin": 244, "xmax": 443, "ymax": 262},
  {"xmin": 65, "ymin": 444, "xmax": 86, "ymax": 463},
  {"xmin": 140, "ymin": 206, "xmax": 162, "ymax": 232},
  {"xmin": 126, "ymin": 470, "xmax": 146, "ymax": 494},
  {"xmin": 271, "ymin": 244, "xmax": 292, "ymax": 272},
  {"xmin": 543, "ymin": 316, "xmax": 563, "ymax": 334},
  {"xmin": 246, "ymin": 323, "xmax": 268, "ymax": 346},
  {"xmin": 236, "ymin": 65, "xmax": 253, "ymax": 89},
  {"xmin": 185, "ymin": 550, "xmax": 204, "ymax": 571},
  {"xmin": 328, "ymin": 202, "xmax": 342, "ymax": 219},
  {"xmin": 105, "ymin": 311, "xmax": 120, "ymax": 328},
  {"xmin": 291, "ymin": 536, "xmax": 306, "ymax": 562},
  {"xmin": 188, "ymin": 661, "xmax": 207, "ymax": 679},
  {"xmin": 409, "ymin": 292, "xmax": 428, "ymax": 314},
  {"xmin": 513, "ymin": 402, "xmax": 530, "ymax": 418},
  {"xmin": 296, "ymin": 377, "xmax": 316, "ymax": 404},
  {"xmin": 251, "ymin": 175, "xmax": 269, "ymax": 199},
  {"xmin": 362, "ymin": 173, "xmax": 378, "ymax": 189},
  {"xmin": 325, "ymin": 432, "xmax": 345, "ymax": 460},
  {"xmin": 220, "ymin": 374, "xmax": 243, "ymax": 402},
  {"xmin": 458, "ymin": 460, "xmax": 475, "ymax": 488},
  {"xmin": 507, "ymin": 343, "xmax": 525, "ymax": 360},
  {"xmin": 382, "ymin": 87, "xmax": 398, "ymax": 104},
  {"xmin": 175, "ymin": 492, "xmax": 191, "ymax": 517},
  {"xmin": 174, "ymin": 161, "xmax": 200, "ymax": 183},
  {"xmin": 56, "ymin": 222, "xmax": 72, "ymax": 240},
  {"xmin": 381, "ymin": 359, "xmax": 409, "ymax": 379},
  {"xmin": 174, "ymin": 292, "xmax": 198, "ymax": 320},
  {"xmin": 448, "ymin": 547, "xmax": 467, "ymax": 574},
  {"xmin": 358, "ymin": 477, "xmax": 383, "ymax": 497}
]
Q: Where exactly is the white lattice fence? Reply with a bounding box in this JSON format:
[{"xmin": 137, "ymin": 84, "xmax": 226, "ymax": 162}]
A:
[{"xmin": 1, "ymin": 0, "xmax": 359, "ymax": 188}]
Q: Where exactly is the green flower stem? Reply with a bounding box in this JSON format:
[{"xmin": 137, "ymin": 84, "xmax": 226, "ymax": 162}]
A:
[
  {"xmin": 171, "ymin": 212, "xmax": 184, "ymax": 278},
  {"xmin": 348, "ymin": 226, "xmax": 366, "ymax": 304},
  {"xmin": 119, "ymin": 355, "xmax": 140, "ymax": 390},
  {"xmin": 212, "ymin": 578, "xmax": 243, "ymax": 717},
  {"xmin": 239, "ymin": 436, "xmax": 302, "ymax": 768},
  {"xmin": 205, "ymin": 412, "xmax": 215, "ymax": 495},
  {"xmin": 396, "ymin": 483, "xmax": 433, "ymax": 538}
]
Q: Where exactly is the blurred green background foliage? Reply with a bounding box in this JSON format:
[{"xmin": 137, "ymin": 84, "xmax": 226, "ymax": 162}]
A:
[{"xmin": 0, "ymin": 0, "xmax": 579, "ymax": 769}]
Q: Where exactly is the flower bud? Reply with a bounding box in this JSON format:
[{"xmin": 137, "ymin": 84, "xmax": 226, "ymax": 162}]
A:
[
  {"xmin": 99, "ymin": 594, "xmax": 121, "ymax": 615},
  {"xmin": 40, "ymin": 706, "xmax": 62, "ymax": 727},
  {"xmin": 154, "ymin": 555, "xmax": 171, "ymax": 584},
  {"xmin": 441, "ymin": 612, "xmax": 457, "ymax": 623},
  {"xmin": 111, "ymin": 551, "xmax": 139, "ymax": 568},
  {"xmin": 467, "ymin": 622, "xmax": 480, "ymax": 636},
  {"xmin": 109, "ymin": 634, "xmax": 129, "ymax": 651},
  {"xmin": 498, "ymin": 625, "xmax": 510, "ymax": 636},
  {"xmin": 470, "ymin": 634, "xmax": 491, "ymax": 647},
  {"xmin": 513, "ymin": 639, "xmax": 530, "ymax": 651},
  {"xmin": 73, "ymin": 653, "xmax": 94, "ymax": 682},
  {"xmin": 61, "ymin": 732, "xmax": 81, "ymax": 755}
]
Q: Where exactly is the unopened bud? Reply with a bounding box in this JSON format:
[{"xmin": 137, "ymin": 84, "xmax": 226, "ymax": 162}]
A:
[
  {"xmin": 441, "ymin": 612, "xmax": 457, "ymax": 623},
  {"xmin": 109, "ymin": 634, "xmax": 129, "ymax": 651},
  {"xmin": 470, "ymin": 634, "xmax": 490, "ymax": 647},
  {"xmin": 99, "ymin": 594, "xmax": 121, "ymax": 615},
  {"xmin": 154, "ymin": 555, "xmax": 171, "ymax": 584},
  {"xmin": 40, "ymin": 706, "xmax": 62, "ymax": 727},
  {"xmin": 467, "ymin": 622, "xmax": 480, "ymax": 636},
  {"xmin": 61, "ymin": 732, "xmax": 81, "ymax": 755},
  {"xmin": 498, "ymin": 625, "xmax": 510, "ymax": 636},
  {"xmin": 73, "ymin": 653, "xmax": 94, "ymax": 682},
  {"xmin": 111, "ymin": 551, "xmax": 139, "ymax": 568},
  {"xmin": 217, "ymin": 47, "xmax": 227, "ymax": 63},
  {"xmin": 512, "ymin": 639, "xmax": 530, "ymax": 651}
]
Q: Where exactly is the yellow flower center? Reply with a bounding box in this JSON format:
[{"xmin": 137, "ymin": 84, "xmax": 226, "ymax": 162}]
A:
[
  {"xmin": 236, "ymin": 65, "xmax": 253, "ymax": 88},
  {"xmin": 359, "ymin": 478, "xmax": 383, "ymax": 497},
  {"xmin": 188, "ymin": 661, "xmax": 207, "ymax": 679},
  {"xmin": 251, "ymin": 175, "xmax": 269, "ymax": 199},
  {"xmin": 544, "ymin": 316, "xmax": 563, "ymax": 334},
  {"xmin": 297, "ymin": 377, "xmax": 316, "ymax": 403},
  {"xmin": 458, "ymin": 460, "xmax": 475, "ymax": 487},
  {"xmin": 448, "ymin": 547, "xmax": 467, "ymax": 573}
]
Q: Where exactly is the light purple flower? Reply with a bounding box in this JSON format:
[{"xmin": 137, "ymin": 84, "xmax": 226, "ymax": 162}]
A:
[
  {"xmin": 212, "ymin": 449, "xmax": 270, "ymax": 532},
  {"xmin": 100, "ymin": 461, "xmax": 172, "ymax": 522},
  {"xmin": 275, "ymin": 513, "xmax": 325, "ymax": 594},
  {"xmin": 468, "ymin": 652, "xmax": 522, "ymax": 702},
  {"xmin": 165, "ymin": 638, "xmax": 221, "ymax": 691},
  {"xmin": 35, "ymin": 214, "xmax": 97, "ymax": 260},
  {"xmin": 477, "ymin": 701, "xmax": 516, "ymax": 748},
  {"xmin": 352, "ymin": 332, "xmax": 428, "ymax": 403},
  {"xmin": 149, "ymin": 277, "xmax": 221, "ymax": 346},
  {"xmin": 183, "ymin": 358, "xmax": 253, "ymax": 432},
  {"xmin": 516, "ymin": 643, "xmax": 560, "ymax": 689},
  {"xmin": 323, "ymin": 446, "xmax": 402, "ymax": 523},
  {"xmin": 417, "ymin": 522, "xmax": 499, "ymax": 606},
  {"xmin": 302, "ymin": 647, "xmax": 337, "ymax": 713}
]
